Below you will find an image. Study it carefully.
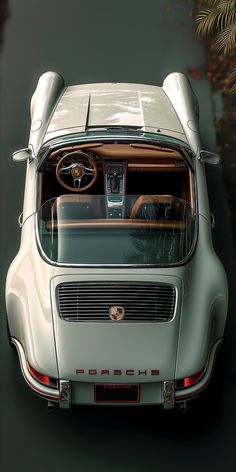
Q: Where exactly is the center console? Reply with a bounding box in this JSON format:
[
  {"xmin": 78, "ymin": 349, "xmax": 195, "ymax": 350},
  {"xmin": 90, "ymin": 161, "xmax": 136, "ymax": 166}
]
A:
[{"xmin": 104, "ymin": 162, "xmax": 126, "ymax": 218}]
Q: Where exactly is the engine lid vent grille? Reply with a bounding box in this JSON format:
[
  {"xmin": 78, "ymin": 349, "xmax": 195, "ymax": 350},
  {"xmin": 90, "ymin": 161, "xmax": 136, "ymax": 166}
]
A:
[{"xmin": 57, "ymin": 282, "xmax": 176, "ymax": 323}]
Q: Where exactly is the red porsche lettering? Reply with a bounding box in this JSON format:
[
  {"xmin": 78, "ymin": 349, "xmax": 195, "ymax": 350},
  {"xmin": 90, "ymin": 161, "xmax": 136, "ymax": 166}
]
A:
[
  {"xmin": 75, "ymin": 368, "xmax": 160, "ymax": 376},
  {"xmin": 88, "ymin": 369, "xmax": 97, "ymax": 375},
  {"xmin": 114, "ymin": 370, "xmax": 122, "ymax": 375}
]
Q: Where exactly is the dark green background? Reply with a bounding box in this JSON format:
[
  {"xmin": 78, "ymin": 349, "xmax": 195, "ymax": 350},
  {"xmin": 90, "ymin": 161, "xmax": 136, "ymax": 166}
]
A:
[{"xmin": 0, "ymin": 1, "xmax": 235, "ymax": 471}]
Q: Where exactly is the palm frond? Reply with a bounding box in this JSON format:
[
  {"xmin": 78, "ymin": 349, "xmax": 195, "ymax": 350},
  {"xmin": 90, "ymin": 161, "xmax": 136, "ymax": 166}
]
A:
[
  {"xmin": 215, "ymin": 5, "xmax": 236, "ymax": 32},
  {"xmin": 196, "ymin": 1, "xmax": 236, "ymax": 37},
  {"xmin": 229, "ymin": 64, "xmax": 236, "ymax": 93},
  {"xmin": 209, "ymin": 0, "xmax": 221, "ymax": 4},
  {"xmin": 229, "ymin": 64, "xmax": 236, "ymax": 80},
  {"xmin": 196, "ymin": 2, "xmax": 236, "ymax": 94},
  {"xmin": 196, "ymin": 8, "xmax": 220, "ymax": 36},
  {"xmin": 215, "ymin": 23, "xmax": 236, "ymax": 54},
  {"xmin": 207, "ymin": 0, "xmax": 236, "ymax": 9},
  {"xmin": 230, "ymin": 82, "xmax": 236, "ymax": 93}
]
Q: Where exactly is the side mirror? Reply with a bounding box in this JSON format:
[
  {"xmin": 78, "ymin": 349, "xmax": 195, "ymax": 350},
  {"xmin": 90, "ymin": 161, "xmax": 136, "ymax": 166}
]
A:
[
  {"xmin": 199, "ymin": 150, "xmax": 220, "ymax": 165},
  {"xmin": 12, "ymin": 147, "xmax": 33, "ymax": 162}
]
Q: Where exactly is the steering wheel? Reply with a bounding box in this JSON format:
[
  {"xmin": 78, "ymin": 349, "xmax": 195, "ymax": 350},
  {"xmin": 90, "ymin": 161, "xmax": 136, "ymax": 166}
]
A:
[{"xmin": 56, "ymin": 150, "xmax": 98, "ymax": 192}]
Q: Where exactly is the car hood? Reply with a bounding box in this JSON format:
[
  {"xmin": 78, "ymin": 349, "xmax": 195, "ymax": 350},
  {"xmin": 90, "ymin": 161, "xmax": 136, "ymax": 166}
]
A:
[
  {"xmin": 43, "ymin": 83, "xmax": 186, "ymax": 144},
  {"xmin": 50, "ymin": 273, "xmax": 182, "ymax": 382},
  {"xmin": 29, "ymin": 72, "xmax": 200, "ymax": 156}
]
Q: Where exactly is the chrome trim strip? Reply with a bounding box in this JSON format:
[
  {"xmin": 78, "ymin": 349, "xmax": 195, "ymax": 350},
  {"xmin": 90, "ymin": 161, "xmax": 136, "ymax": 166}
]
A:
[
  {"xmin": 12, "ymin": 338, "xmax": 60, "ymax": 401},
  {"xmin": 163, "ymin": 381, "xmax": 175, "ymax": 409},
  {"xmin": 18, "ymin": 212, "xmax": 23, "ymax": 228},
  {"xmin": 175, "ymin": 338, "xmax": 223, "ymax": 401}
]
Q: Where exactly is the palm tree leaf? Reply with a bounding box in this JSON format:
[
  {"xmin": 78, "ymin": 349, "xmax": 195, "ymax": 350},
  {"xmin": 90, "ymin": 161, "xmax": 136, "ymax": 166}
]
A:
[
  {"xmin": 229, "ymin": 65, "xmax": 236, "ymax": 81},
  {"xmin": 215, "ymin": 23, "xmax": 236, "ymax": 54},
  {"xmin": 196, "ymin": 2, "xmax": 236, "ymax": 37},
  {"xmin": 207, "ymin": 0, "xmax": 236, "ymax": 11},
  {"xmin": 196, "ymin": 8, "xmax": 220, "ymax": 36},
  {"xmin": 230, "ymin": 82, "xmax": 236, "ymax": 93},
  {"xmin": 229, "ymin": 65, "xmax": 236, "ymax": 93},
  {"xmin": 215, "ymin": 5, "xmax": 236, "ymax": 32},
  {"xmin": 205, "ymin": 0, "xmax": 229, "ymax": 6}
]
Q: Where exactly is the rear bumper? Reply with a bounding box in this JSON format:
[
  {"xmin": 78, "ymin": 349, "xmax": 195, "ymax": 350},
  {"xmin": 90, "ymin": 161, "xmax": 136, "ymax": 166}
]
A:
[
  {"xmin": 175, "ymin": 338, "xmax": 222, "ymax": 401},
  {"xmin": 12, "ymin": 337, "xmax": 222, "ymax": 408},
  {"xmin": 12, "ymin": 338, "xmax": 70, "ymax": 408}
]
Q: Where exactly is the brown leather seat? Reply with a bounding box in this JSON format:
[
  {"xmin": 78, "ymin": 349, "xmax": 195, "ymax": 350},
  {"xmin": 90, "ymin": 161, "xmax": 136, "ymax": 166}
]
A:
[
  {"xmin": 130, "ymin": 195, "xmax": 179, "ymax": 220},
  {"xmin": 52, "ymin": 194, "xmax": 104, "ymax": 220}
]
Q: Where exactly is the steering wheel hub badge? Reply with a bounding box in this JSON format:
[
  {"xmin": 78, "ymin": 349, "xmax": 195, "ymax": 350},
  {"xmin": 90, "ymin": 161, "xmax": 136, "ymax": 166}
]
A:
[{"xmin": 71, "ymin": 164, "xmax": 84, "ymax": 179}]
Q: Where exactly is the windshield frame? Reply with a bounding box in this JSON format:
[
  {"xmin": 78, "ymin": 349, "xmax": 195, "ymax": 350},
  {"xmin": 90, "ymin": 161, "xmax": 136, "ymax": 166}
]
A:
[{"xmin": 37, "ymin": 132, "xmax": 194, "ymax": 171}]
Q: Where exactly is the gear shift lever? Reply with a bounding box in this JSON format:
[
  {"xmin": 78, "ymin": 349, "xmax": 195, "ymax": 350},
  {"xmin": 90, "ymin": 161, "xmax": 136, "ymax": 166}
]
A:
[{"xmin": 111, "ymin": 173, "xmax": 119, "ymax": 193}]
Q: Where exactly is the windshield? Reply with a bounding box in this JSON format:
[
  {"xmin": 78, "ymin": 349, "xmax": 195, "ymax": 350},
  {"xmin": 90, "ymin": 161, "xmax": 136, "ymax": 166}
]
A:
[{"xmin": 37, "ymin": 195, "xmax": 196, "ymax": 266}]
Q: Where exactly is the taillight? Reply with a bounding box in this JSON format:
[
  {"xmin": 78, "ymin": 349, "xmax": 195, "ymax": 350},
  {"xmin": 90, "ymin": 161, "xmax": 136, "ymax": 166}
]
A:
[
  {"xmin": 176, "ymin": 369, "xmax": 204, "ymax": 389},
  {"xmin": 27, "ymin": 363, "xmax": 58, "ymax": 388}
]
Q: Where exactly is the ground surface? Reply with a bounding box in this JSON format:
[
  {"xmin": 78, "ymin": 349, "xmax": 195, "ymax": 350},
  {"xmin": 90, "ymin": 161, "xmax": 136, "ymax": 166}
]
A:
[{"xmin": 0, "ymin": 1, "xmax": 235, "ymax": 471}]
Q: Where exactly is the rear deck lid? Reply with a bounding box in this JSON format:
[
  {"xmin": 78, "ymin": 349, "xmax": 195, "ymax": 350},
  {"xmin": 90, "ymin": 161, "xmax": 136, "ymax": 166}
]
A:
[{"xmin": 50, "ymin": 274, "xmax": 182, "ymax": 382}]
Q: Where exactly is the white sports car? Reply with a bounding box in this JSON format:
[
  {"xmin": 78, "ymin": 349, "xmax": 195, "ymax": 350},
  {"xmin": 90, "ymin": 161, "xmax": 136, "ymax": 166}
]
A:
[{"xmin": 6, "ymin": 71, "xmax": 228, "ymax": 409}]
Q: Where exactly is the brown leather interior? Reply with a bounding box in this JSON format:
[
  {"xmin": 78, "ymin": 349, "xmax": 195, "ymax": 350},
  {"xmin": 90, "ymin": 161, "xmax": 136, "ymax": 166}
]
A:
[
  {"xmin": 50, "ymin": 143, "xmax": 181, "ymax": 160},
  {"xmin": 90, "ymin": 143, "xmax": 181, "ymax": 159},
  {"xmin": 46, "ymin": 219, "xmax": 186, "ymax": 230},
  {"xmin": 40, "ymin": 142, "xmax": 193, "ymax": 211},
  {"xmin": 50, "ymin": 143, "xmax": 104, "ymax": 159},
  {"xmin": 52, "ymin": 194, "xmax": 105, "ymax": 220},
  {"xmin": 130, "ymin": 195, "xmax": 180, "ymax": 219}
]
